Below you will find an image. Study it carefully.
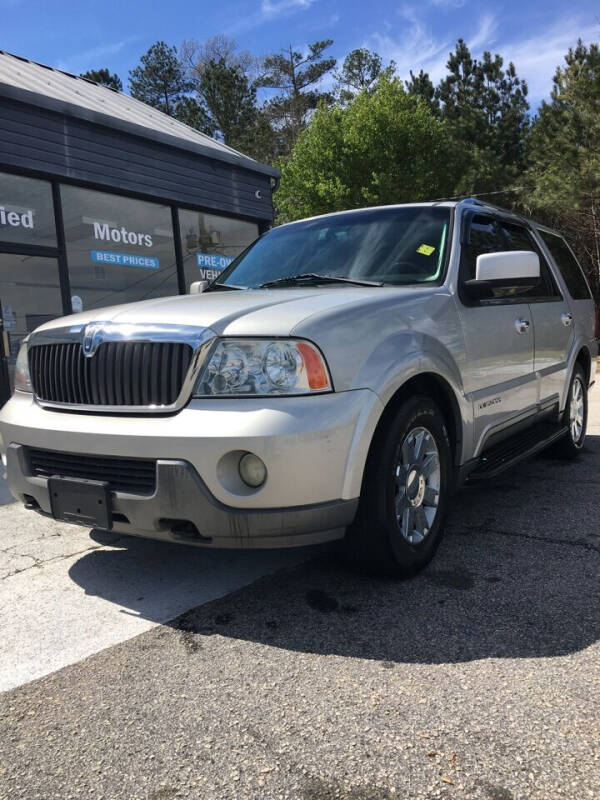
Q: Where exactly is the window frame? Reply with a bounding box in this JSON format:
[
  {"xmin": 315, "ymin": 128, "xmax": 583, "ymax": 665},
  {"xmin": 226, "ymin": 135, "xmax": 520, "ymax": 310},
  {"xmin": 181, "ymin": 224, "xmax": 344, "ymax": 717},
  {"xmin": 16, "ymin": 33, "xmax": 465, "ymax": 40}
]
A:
[{"xmin": 457, "ymin": 210, "xmax": 564, "ymax": 308}]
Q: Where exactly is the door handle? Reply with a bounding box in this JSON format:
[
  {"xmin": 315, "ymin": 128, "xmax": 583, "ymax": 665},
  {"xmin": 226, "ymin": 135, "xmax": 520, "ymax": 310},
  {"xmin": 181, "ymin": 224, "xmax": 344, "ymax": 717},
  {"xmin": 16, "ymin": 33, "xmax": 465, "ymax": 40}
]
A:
[
  {"xmin": 561, "ymin": 312, "xmax": 573, "ymax": 327},
  {"xmin": 515, "ymin": 318, "xmax": 530, "ymax": 334}
]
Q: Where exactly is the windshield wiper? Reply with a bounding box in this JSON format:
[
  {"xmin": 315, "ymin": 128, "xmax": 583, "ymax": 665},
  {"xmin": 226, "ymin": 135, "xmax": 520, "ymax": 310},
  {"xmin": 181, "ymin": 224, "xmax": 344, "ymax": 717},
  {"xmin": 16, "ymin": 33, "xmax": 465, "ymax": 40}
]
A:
[{"xmin": 259, "ymin": 273, "xmax": 383, "ymax": 289}]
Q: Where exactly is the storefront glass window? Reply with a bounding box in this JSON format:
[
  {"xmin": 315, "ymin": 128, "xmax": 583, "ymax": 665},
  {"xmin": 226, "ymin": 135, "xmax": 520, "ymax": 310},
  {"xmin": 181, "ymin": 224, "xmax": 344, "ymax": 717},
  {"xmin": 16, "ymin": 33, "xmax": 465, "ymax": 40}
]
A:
[
  {"xmin": 0, "ymin": 253, "xmax": 62, "ymax": 392},
  {"xmin": 179, "ymin": 209, "xmax": 259, "ymax": 289},
  {"xmin": 0, "ymin": 172, "xmax": 57, "ymax": 247},
  {"xmin": 61, "ymin": 186, "xmax": 178, "ymax": 313}
]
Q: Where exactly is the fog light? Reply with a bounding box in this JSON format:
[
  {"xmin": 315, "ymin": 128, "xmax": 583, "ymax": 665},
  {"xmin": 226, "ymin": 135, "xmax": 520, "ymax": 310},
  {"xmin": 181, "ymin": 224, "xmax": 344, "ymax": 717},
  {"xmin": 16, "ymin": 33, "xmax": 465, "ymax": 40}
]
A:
[{"xmin": 238, "ymin": 453, "xmax": 267, "ymax": 488}]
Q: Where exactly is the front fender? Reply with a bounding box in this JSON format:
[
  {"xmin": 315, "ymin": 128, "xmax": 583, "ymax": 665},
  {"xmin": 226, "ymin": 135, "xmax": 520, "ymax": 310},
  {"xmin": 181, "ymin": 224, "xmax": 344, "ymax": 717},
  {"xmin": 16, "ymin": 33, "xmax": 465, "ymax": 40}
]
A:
[{"xmin": 355, "ymin": 331, "xmax": 472, "ymax": 463}]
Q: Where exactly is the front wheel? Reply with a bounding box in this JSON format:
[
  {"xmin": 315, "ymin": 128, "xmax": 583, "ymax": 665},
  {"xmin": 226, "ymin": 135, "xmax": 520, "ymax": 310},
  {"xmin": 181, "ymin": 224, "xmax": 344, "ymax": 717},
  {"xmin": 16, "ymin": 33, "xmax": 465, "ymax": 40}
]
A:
[
  {"xmin": 551, "ymin": 364, "xmax": 588, "ymax": 459},
  {"xmin": 345, "ymin": 396, "xmax": 453, "ymax": 577}
]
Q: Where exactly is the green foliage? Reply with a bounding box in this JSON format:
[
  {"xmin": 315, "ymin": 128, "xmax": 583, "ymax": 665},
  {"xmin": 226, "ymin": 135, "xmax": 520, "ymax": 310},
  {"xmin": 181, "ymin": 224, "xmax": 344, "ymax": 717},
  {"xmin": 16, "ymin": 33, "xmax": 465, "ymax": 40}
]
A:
[
  {"xmin": 524, "ymin": 41, "xmax": 600, "ymax": 293},
  {"xmin": 405, "ymin": 70, "xmax": 437, "ymax": 111},
  {"xmin": 276, "ymin": 78, "xmax": 458, "ymax": 222},
  {"xmin": 334, "ymin": 48, "xmax": 394, "ymax": 103},
  {"xmin": 80, "ymin": 68, "xmax": 122, "ymax": 92},
  {"xmin": 435, "ymin": 40, "xmax": 529, "ymax": 197},
  {"xmin": 259, "ymin": 40, "xmax": 337, "ymax": 154},
  {"xmin": 129, "ymin": 41, "xmax": 191, "ymax": 116},
  {"xmin": 194, "ymin": 58, "xmax": 258, "ymax": 146},
  {"xmin": 234, "ymin": 110, "xmax": 280, "ymax": 164},
  {"xmin": 173, "ymin": 96, "xmax": 212, "ymax": 134}
]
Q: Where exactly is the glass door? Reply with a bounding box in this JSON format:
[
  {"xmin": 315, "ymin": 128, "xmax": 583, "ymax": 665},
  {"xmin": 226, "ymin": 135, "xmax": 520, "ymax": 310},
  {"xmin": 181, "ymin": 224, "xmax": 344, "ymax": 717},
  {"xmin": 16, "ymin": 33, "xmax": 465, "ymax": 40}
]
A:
[{"xmin": 0, "ymin": 253, "xmax": 63, "ymax": 404}]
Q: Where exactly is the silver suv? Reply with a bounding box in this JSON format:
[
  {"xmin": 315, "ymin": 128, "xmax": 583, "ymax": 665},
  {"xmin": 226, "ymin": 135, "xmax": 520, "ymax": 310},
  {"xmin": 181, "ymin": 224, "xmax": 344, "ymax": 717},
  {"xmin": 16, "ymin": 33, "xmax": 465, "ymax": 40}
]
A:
[{"xmin": 1, "ymin": 199, "xmax": 596, "ymax": 576}]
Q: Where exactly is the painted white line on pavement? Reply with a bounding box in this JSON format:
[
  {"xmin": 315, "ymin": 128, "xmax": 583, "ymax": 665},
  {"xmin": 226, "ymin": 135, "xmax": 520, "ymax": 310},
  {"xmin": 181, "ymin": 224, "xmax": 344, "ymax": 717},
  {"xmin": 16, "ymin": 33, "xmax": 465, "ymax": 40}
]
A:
[{"xmin": 0, "ymin": 510, "xmax": 312, "ymax": 692}]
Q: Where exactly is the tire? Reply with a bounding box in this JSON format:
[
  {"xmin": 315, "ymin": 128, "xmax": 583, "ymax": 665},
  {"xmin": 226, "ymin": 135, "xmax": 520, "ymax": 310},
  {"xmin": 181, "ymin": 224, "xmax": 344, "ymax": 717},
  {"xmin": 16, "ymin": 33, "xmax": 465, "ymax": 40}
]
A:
[
  {"xmin": 344, "ymin": 395, "xmax": 453, "ymax": 578},
  {"xmin": 551, "ymin": 364, "xmax": 588, "ymax": 459}
]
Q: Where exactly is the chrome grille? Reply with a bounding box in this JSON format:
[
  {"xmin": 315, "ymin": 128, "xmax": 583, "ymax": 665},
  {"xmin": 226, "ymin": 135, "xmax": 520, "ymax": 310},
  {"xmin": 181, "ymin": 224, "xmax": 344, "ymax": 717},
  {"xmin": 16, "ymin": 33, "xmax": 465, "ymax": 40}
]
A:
[{"xmin": 29, "ymin": 341, "xmax": 193, "ymax": 407}]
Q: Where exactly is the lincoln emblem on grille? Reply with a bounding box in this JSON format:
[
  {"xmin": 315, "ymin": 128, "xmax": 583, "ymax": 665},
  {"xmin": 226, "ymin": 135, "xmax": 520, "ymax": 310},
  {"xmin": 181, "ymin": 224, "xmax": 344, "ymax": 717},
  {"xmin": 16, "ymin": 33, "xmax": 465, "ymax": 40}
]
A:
[{"xmin": 82, "ymin": 323, "xmax": 104, "ymax": 357}]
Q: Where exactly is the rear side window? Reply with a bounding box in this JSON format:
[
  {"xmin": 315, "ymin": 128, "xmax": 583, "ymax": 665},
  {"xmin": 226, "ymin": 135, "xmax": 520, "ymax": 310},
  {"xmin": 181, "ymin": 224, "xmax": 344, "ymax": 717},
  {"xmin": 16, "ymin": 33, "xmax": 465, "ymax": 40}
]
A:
[
  {"xmin": 538, "ymin": 231, "xmax": 591, "ymax": 300},
  {"xmin": 460, "ymin": 215, "xmax": 560, "ymax": 303}
]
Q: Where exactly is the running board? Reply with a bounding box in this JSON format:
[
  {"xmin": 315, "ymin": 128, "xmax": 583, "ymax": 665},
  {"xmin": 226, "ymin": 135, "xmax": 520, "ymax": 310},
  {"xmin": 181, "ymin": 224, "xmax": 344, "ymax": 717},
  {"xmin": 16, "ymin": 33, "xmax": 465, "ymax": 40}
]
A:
[{"xmin": 466, "ymin": 421, "xmax": 568, "ymax": 481}]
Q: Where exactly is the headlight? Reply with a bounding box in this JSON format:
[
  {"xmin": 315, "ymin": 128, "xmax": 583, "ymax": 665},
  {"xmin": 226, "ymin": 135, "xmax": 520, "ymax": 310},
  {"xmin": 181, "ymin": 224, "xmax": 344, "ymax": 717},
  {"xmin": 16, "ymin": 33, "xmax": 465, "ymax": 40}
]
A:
[
  {"xmin": 194, "ymin": 339, "xmax": 331, "ymax": 397},
  {"xmin": 14, "ymin": 342, "xmax": 32, "ymax": 393}
]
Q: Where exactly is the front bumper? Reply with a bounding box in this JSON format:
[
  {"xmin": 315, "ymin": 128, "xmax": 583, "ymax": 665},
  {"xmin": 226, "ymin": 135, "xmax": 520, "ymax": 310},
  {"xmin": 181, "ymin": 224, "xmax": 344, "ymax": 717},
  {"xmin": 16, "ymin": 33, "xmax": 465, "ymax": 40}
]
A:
[
  {"xmin": 0, "ymin": 389, "xmax": 383, "ymax": 548},
  {"xmin": 6, "ymin": 444, "xmax": 358, "ymax": 548}
]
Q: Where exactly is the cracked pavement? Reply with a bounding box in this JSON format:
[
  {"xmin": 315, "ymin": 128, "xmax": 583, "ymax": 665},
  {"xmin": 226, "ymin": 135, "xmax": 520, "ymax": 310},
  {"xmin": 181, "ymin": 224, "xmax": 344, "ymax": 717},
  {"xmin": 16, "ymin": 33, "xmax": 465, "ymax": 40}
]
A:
[{"xmin": 0, "ymin": 391, "xmax": 599, "ymax": 799}]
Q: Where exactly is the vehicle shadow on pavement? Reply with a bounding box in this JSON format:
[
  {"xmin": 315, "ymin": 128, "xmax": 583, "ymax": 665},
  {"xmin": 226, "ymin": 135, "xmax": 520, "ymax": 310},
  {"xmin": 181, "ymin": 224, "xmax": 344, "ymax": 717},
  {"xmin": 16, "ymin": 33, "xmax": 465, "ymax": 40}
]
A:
[{"xmin": 69, "ymin": 436, "xmax": 600, "ymax": 665}]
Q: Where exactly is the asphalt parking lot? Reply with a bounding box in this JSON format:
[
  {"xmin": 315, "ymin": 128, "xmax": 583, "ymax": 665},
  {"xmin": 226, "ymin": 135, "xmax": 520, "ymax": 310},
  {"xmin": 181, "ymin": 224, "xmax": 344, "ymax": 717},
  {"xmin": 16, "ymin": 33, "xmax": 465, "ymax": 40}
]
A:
[{"xmin": 1, "ymin": 394, "xmax": 600, "ymax": 799}]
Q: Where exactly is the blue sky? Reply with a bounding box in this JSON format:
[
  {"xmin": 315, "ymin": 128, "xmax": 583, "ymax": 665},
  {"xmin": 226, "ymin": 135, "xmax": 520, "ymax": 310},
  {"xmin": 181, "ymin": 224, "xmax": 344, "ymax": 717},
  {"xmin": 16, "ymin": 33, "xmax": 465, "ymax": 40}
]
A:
[{"xmin": 1, "ymin": 0, "xmax": 599, "ymax": 107}]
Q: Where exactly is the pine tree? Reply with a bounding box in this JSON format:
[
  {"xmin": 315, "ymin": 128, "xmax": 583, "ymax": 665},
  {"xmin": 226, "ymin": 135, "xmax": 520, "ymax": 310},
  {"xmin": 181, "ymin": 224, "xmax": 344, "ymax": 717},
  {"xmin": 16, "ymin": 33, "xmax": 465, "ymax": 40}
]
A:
[
  {"xmin": 173, "ymin": 96, "xmax": 212, "ymax": 134},
  {"xmin": 259, "ymin": 40, "xmax": 336, "ymax": 155},
  {"xmin": 80, "ymin": 68, "xmax": 122, "ymax": 92},
  {"xmin": 129, "ymin": 41, "xmax": 191, "ymax": 116},
  {"xmin": 334, "ymin": 48, "xmax": 394, "ymax": 103},
  {"xmin": 405, "ymin": 70, "xmax": 438, "ymax": 112},
  {"xmin": 524, "ymin": 41, "xmax": 600, "ymax": 295},
  {"xmin": 436, "ymin": 40, "xmax": 529, "ymax": 198},
  {"xmin": 194, "ymin": 58, "xmax": 258, "ymax": 146}
]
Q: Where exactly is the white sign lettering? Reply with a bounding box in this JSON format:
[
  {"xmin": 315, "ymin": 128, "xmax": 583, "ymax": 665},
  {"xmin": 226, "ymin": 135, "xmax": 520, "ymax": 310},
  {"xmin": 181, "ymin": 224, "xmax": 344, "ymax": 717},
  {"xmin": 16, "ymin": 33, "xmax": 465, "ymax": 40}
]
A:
[
  {"xmin": 198, "ymin": 267, "xmax": 222, "ymax": 281},
  {"xmin": 92, "ymin": 221, "xmax": 153, "ymax": 248},
  {"xmin": 0, "ymin": 206, "xmax": 34, "ymax": 229}
]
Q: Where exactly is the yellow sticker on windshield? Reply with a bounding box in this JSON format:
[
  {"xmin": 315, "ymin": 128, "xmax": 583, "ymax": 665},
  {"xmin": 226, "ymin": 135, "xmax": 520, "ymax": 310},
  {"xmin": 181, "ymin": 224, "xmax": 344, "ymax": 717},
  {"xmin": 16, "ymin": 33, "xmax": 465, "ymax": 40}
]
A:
[{"xmin": 417, "ymin": 244, "xmax": 436, "ymax": 256}]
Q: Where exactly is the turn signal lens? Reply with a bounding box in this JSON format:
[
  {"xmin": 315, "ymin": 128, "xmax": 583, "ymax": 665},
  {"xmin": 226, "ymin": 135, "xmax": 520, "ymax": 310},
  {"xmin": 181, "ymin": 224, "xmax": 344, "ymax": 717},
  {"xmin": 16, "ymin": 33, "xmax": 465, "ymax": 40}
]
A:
[
  {"xmin": 14, "ymin": 342, "xmax": 32, "ymax": 393},
  {"xmin": 296, "ymin": 341, "xmax": 330, "ymax": 390},
  {"xmin": 194, "ymin": 338, "xmax": 332, "ymax": 397}
]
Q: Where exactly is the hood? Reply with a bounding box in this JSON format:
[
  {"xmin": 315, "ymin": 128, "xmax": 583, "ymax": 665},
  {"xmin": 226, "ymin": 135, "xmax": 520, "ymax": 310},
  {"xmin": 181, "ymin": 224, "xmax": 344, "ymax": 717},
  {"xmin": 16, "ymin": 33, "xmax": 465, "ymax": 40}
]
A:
[{"xmin": 34, "ymin": 286, "xmax": 404, "ymax": 338}]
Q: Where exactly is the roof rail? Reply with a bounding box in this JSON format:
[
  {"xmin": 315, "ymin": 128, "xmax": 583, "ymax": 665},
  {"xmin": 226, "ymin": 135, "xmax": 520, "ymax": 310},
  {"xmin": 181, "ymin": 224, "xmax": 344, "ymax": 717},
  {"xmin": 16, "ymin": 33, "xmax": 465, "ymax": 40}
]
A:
[{"xmin": 460, "ymin": 197, "xmax": 487, "ymax": 206}]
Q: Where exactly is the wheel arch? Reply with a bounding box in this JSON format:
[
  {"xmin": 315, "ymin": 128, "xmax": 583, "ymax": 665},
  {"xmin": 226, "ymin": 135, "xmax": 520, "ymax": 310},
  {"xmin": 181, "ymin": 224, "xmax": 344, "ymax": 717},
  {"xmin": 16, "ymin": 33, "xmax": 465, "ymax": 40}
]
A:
[
  {"xmin": 575, "ymin": 345, "xmax": 592, "ymax": 386},
  {"xmin": 372, "ymin": 372, "xmax": 463, "ymax": 467}
]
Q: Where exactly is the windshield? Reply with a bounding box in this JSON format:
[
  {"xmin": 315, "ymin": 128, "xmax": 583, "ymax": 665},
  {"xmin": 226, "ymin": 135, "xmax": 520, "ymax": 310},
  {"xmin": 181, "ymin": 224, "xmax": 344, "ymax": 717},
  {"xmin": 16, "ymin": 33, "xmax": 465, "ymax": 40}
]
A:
[{"xmin": 216, "ymin": 206, "xmax": 451, "ymax": 289}]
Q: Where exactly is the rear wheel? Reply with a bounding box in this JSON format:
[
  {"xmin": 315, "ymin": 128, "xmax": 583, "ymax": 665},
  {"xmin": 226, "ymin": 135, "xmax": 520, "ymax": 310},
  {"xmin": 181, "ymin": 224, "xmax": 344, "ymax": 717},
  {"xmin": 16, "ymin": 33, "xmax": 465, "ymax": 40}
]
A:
[
  {"xmin": 552, "ymin": 364, "xmax": 588, "ymax": 459},
  {"xmin": 345, "ymin": 396, "xmax": 453, "ymax": 577}
]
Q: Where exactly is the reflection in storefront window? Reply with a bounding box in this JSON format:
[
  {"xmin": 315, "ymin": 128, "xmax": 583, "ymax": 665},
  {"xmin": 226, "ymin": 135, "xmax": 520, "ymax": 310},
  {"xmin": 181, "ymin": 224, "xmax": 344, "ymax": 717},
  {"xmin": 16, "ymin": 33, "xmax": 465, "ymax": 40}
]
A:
[
  {"xmin": 61, "ymin": 186, "xmax": 178, "ymax": 312},
  {"xmin": 0, "ymin": 172, "xmax": 57, "ymax": 247},
  {"xmin": 0, "ymin": 253, "xmax": 62, "ymax": 391},
  {"xmin": 179, "ymin": 209, "xmax": 259, "ymax": 289}
]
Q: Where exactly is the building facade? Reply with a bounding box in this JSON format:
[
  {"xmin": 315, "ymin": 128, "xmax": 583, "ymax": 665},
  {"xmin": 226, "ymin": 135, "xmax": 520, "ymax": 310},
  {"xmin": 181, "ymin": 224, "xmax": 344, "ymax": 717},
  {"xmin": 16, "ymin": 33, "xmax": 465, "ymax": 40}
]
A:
[{"xmin": 0, "ymin": 51, "xmax": 279, "ymax": 403}]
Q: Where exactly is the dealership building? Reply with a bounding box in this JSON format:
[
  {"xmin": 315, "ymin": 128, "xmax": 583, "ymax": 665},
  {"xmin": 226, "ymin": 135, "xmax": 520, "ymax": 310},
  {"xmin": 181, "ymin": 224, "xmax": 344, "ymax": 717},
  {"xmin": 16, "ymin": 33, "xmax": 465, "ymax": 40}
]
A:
[{"xmin": 0, "ymin": 50, "xmax": 279, "ymax": 404}]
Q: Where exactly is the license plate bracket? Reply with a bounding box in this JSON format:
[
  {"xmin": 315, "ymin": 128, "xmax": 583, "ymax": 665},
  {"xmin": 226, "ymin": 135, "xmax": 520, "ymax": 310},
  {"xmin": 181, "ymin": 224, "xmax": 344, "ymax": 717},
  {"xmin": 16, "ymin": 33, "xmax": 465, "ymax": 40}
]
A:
[{"xmin": 48, "ymin": 476, "xmax": 112, "ymax": 529}]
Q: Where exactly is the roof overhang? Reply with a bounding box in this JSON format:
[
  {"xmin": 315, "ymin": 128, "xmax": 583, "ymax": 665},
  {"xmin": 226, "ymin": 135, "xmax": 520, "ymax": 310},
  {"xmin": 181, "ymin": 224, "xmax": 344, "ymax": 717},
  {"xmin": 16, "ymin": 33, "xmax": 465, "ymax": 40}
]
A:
[{"xmin": 0, "ymin": 82, "xmax": 280, "ymax": 181}]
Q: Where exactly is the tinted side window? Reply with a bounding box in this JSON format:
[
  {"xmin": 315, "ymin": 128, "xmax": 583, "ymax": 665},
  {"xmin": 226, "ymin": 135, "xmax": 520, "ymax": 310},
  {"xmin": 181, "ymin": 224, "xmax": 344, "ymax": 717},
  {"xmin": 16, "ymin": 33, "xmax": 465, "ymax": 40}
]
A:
[
  {"xmin": 461, "ymin": 215, "xmax": 559, "ymax": 303},
  {"xmin": 461, "ymin": 215, "xmax": 506, "ymax": 282},
  {"xmin": 539, "ymin": 231, "xmax": 591, "ymax": 300}
]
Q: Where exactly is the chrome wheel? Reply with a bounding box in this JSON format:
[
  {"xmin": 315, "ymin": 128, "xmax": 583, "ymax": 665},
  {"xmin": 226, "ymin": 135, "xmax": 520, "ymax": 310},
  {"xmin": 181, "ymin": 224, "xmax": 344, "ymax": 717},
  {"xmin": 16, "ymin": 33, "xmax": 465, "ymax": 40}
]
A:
[
  {"xmin": 569, "ymin": 376, "xmax": 585, "ymax": 443},
  {"xmin": 394, "ymin": 426, "xmax": 441, "ymax": 545}
]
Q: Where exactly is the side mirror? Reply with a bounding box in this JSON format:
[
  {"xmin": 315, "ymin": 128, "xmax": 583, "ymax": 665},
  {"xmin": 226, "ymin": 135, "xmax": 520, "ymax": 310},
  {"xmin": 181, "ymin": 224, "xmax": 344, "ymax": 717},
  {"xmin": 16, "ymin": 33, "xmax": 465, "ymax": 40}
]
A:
[
  {"xmin": 476, "ymin": 250, "xmax": 540, "ymax": 281},
  {"xmin": 465, "ymin": 251, "xmax": 540, "ymax": 298},
  {"xmin": 189, "ymin": 280, "xmax": 209, "ymax": 295}
]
